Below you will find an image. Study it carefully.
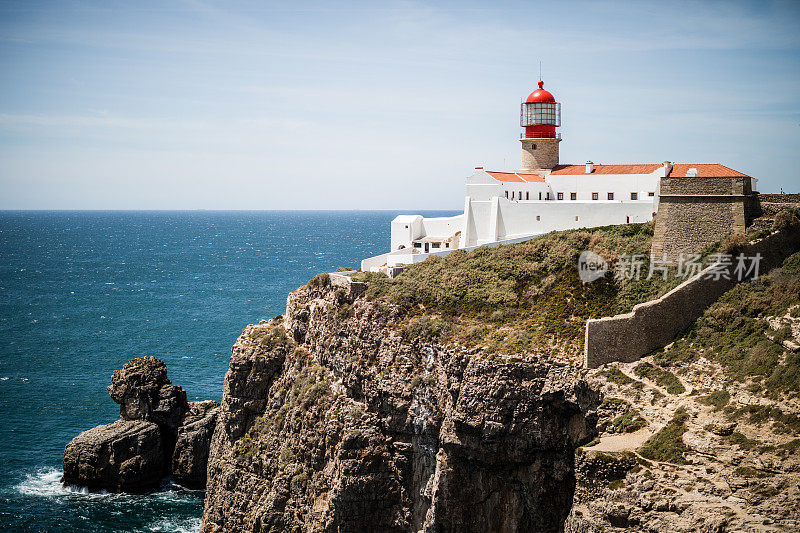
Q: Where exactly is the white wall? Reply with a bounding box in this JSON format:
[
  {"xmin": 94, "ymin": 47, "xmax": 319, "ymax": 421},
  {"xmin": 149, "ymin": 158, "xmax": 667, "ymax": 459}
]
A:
[
  {"xmin": 381, "ymin": 169, "xmax": 661, "ymax": 266},
  {"xmin": 390, "ymin": 213, "xmax": 464, "ymax": 251},
  {"xmin": 466, "ymin": 196, "xmax": 656, "ymax": 244}
]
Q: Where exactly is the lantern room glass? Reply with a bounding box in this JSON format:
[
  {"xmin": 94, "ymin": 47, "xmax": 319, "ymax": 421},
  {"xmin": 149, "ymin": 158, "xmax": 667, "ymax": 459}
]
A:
[{"xmin": 520, "ymin": 102, "xmax": 561, "ymax": 127}]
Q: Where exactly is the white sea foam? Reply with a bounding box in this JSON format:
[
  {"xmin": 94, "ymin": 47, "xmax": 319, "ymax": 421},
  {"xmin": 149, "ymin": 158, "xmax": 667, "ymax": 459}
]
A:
[
  {"xmin": 16, "ymin": 469, "xmax": 201, "ymax": 506},
  {"xmin": 15, "ymin": 467, "xmax": 97, "ymax": 498},
  {"xmin": 146, "ymin": 517, "xmax": 202, "ymax": 533},
  {"xmin": 0, "ymin": 377, "xmax": 8, "ymax": 381}
]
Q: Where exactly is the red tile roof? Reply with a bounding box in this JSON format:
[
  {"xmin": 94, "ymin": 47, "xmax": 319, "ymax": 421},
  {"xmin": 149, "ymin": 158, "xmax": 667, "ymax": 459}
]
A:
[
  {"xmin": 487, "ymin": 164, "xmax": 750, "ymax": 180},
  {"xmin": 485, "ymin": 171, "xmax": 545, "ymax": 183},
  {"xmin": 550, "ymin": 164, "xmax": 661, "ymax": 175},
  {"xmin": 668, "ymin": 164, "xmax": 749, "ymax": 178}
]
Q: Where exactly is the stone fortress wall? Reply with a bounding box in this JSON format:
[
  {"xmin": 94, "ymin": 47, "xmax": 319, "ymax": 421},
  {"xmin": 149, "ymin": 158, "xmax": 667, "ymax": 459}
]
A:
[
  {"xmin": 756, "ymin": 193, "xmax": 800, "ymax": 218},
  {"xmin": 650, "ymin": 176, "xmax": 755, "ymax": 260},
  {"xmin": 585, "ymin": 228, "xmax": 800, "ymax": 369}
]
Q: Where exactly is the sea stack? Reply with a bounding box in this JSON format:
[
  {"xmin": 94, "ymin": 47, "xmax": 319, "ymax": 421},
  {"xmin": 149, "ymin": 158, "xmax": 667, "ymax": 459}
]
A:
[{"xmin": 63, "ymin": 357, "xmax": 219, "ymax": 492}]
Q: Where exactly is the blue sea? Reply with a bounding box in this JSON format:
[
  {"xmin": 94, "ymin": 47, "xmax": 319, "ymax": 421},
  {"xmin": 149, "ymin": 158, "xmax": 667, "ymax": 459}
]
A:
[{"xmin": 0, "ymin": 210, "xmax": 457, "ymax": 532}]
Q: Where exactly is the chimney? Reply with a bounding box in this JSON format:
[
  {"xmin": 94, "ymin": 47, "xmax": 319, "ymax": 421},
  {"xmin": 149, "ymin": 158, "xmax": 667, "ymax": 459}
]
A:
[
  {"xmin": 662, "ymin": 161, "xmax": 672, "ymax": 177},
  {"xmin": 585, "ymin": 161, "xmax": 594, "ymax": 174},
  {"xmin": 686, "ymin": 168, "xmax": 698, "ymax": 177},
  {"xmin": 474, "ymin": 166, "xmax": 484, "ymax": 171}
]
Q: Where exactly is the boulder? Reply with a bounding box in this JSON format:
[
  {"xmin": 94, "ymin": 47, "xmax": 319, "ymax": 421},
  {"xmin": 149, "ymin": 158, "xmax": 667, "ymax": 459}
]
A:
[
  {"xmin": 108, "ymin": 356, "xmax": 188, "ymax": 434},
  {"xmin": 171, "ymin": 400, "xmax": 220, "ymax": 489},
  {"xmin": 62, "ymin": 419, "xmax": 163, "ymax": 492}
]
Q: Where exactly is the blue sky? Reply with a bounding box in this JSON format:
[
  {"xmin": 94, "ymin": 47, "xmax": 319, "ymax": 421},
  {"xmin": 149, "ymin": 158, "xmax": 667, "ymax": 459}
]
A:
[{"xmin": 0, "ymin": 0, "xmax": 798, "ymax": 209}]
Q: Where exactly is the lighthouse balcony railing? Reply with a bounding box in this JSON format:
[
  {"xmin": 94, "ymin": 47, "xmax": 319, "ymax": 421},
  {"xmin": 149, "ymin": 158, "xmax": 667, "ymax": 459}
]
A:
[{"xmin": 520, "ymin": 132, "xmax": 561, "ymax": 139}]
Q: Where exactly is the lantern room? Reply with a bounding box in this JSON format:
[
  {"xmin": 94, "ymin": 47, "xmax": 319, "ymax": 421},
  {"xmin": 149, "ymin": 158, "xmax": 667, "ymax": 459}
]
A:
[{"xmin": 520, "ymin": 81, "xmax": 561, "ymax": 139}]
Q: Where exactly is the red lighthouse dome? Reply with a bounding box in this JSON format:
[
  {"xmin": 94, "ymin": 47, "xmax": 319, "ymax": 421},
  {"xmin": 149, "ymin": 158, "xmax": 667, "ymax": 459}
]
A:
[
  {"xmin": 521, "ymin": 80, "xmax": 561, "ymax": 138},
  {"xmin": 525, "ymin": 81, "xmax": 556, "ymax": 103}
]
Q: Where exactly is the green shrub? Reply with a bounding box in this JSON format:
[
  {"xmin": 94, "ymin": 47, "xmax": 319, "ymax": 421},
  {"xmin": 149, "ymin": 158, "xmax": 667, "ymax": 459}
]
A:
[
  {"xmin": 251, "ymin": 323, "xmax": 292, "ymax": 350},
  {"xmin": 773, "ymin": 325, "xmax": 793, "ymax": 343},
  {"xmin": 720, "ymin": 233, "xmax": 748, "ymax": 255},
  {"xmin": 782, "ymin": 252, "xmax": 800, "ymax": 276},
  {"xmin": 610, "ymin": 408, "xmax": 647, "ymax": 433},
  {"xmin": 608, "ymin": 479, "xmax": 625, "ymax": 490},
  {"xmin": 308, "ymin": 272, "xmax": 331, "ymax": 289},
  {"xmin": 403, "ymin": 316, "xmax": 451, "ymax": 342},
  {"xmin": 638, "ymin": 408, "xmax": 689, "ymax": 464},
  {"xmin": 773, "ymin": 210, "xmax": 800, "ymax": 232},
  {"xmin": 733, "ymin": 466, "xmax": 768, "ymax": 478},
  {"xmin": 633, "ymin": 362, "xmax": 685, "ymax": 395},
  {"xmin": 698, "ymin": 390, "xmax": 730, "ymax": 410},
  {"xmin": 599, "ymin": 367, "xmax": 637, "ymax": 386},
  {"xmin": 727, "ymin": 431, "xmax": 759, "ymax": 450}
]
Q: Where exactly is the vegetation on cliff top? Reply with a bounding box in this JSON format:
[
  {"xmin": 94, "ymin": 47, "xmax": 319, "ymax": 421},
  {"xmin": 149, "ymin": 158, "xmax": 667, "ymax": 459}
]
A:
[{"xmin": 352, "ymin": 223, "xmax": 684, "ymax": 354}]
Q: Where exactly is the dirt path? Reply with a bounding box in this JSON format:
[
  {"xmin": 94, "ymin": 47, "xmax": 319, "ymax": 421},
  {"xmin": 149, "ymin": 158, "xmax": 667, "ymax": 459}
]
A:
[{"xmin": 589, "ymin": 427, "xmax": 653, "ymax": 453}]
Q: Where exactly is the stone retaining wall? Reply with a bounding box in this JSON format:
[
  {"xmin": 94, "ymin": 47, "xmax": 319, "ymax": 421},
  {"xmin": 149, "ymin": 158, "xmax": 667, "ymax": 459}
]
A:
[
  {"xmin": 329, "ymin": 272, "xmax": 367, "ymax": 298},
  {"xmin": 757, "ymin": 193, "xmax": 800, "ymax": 204},
  {"xmin": 584, "ymin": 229, "xmax": 800, "ymax": 369}
]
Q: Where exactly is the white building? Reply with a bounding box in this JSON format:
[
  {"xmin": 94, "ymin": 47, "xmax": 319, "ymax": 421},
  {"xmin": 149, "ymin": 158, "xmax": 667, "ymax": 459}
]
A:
[{"xmin": 361, "ymin": 81, "xmax": 753, "ymax": 272}]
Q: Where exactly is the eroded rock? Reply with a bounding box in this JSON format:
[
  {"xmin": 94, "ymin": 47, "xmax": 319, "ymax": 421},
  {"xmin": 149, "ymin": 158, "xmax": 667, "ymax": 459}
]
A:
[
  {"xmin": 64, "ymin": 357, "xmax": 217, "ymax": 493},
  {"xmin": 172, "ymin": 400, "xmax": 220, "ymax": 489},
  {"xmin": 62, "ymin": 419, "xmax": 163, "ymax": 492}
]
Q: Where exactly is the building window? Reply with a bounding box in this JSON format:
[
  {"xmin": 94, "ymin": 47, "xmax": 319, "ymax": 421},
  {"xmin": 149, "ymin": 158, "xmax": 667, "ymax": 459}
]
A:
[
  {"xmin": 518, "ymin": 190, "xmax": 522, "ymax": 199},
  {"xmin": 648, "ymin": 192, "xmax": 655, "ymax": 197},
  {"xmin": 631, "ymin": 192, "xmax": 638, "ymax": 200},
  {"xmin": 413, "ymin": 242, "xmax": 422, "ymax": 248},
  {"xmin": 592, "ymin": 192, "xmax": 598, "ymax": 200},
  {"xmin": 557, "ymin": 192, "xmax": 564, "ymax": 200},
  {"xmin": 538, "ymin": 192, "xmax": 542, "ymax": 200},
  {"xmin": 531, "ymin": 143, "xmax": 537, "ymax": 149},
  {"xmin": 432, "ymin": 243, "xmax": 440, "ymax": 249},
  {"xmin": 608, "ymin": 192, "xmax": 614, "ymax": 200},
  {"xmin": 526, "ymin": 192, "xmax": 529, "ymax": 200},
  {"xmin": 505, "ymin": 191, "xmax": 508, "ymax": 199},
  {"xmin": 570, "ymin": 192, "xmax": 576, "ymax": 200},
  {"xmin": 626, "ymin": 216, "xmax": 630, "ymax": 223},
  {"xmin": 536, "ymin": 215, "xmax": 541, "ymax": 221},
  {"xmin": 575, "ymin": 216, "xmax": 579, "ymax": 221},
  {"xmin": 404, "ymin": 225, "xmax": 408, "ymax": 229},
  {"xmin": 445, "ymin": 243, "xmax": 450, "ymax": 248}
]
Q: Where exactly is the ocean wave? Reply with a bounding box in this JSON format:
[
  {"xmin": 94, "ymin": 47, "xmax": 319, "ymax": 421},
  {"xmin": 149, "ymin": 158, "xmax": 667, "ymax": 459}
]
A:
[
  {"xmin": 15, "ymin": 467, "xmax": 99, "ymax": 498},
  {"xmin": 15, "ymin": 469, "xmax": 201, "ymax": 504},
  {"xmin": 146, "ymin": 517, "xmax": 201, "ymax": 533}
]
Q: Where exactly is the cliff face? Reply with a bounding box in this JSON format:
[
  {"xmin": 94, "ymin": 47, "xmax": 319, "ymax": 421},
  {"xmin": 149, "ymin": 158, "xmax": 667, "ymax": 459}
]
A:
[{"xmin": 202, "ymin": 278, "xmax": 599, "ymax": 532}]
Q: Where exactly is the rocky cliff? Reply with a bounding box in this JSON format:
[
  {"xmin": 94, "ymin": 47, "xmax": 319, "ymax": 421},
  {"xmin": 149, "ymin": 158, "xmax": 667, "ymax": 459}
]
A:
[
  {"xmin": 200, "ymin": 220, "xmax": 800, "ymax": 531},
  {"xmin": 201, "ymin": 276, "xmax": 599, "ymax": 532}
]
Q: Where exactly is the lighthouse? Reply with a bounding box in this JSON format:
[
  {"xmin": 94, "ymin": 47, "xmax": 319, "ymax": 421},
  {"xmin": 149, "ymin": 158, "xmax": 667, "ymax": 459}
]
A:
[
  {"xmin": 520, "ymin": 81, "xmax": 561, "ymax": 171},
  {"xmin": 362, "ymin": 78, "xmax": 755, "ymax": 274}
]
